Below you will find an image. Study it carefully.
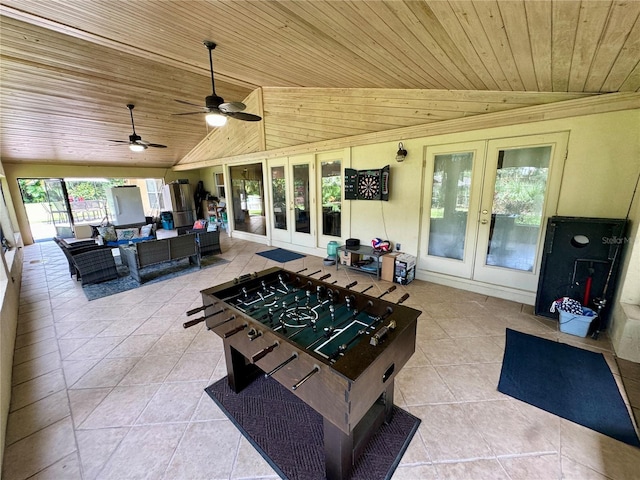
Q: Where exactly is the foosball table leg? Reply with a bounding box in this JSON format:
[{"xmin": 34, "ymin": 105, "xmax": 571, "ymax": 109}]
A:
[
  {"xmin": 225, "ymin": 344, "xmax": 260, "ymax": 393},
  {"xmin": 323, "ymin": 417, "xmax": 354, "ymax": 480}
]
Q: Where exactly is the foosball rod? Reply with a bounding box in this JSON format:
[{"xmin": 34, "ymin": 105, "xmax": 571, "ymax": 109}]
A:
[
  {"xmin": 264, "ymin": 353, "xmax": 298, "ymax": 378},
  {"xmin": 378, "ymin": 285, "xmax": 397, "ymax": 299},
  {"xmin": 295, "ymin": 267, "xmax": 307, "ymax": 273},
  {"xmin": 182, "ymin": 307, "xmax": 226, "ymax": 329},
  {"xmin": 186, "ymin": 302, "xmax": 216, "ymax": 317},
  {"xmin": 396, "ymin": 293, "xmax": 410, "ymax": 304},
  {"xmin": 223, "ymin": 323, "xmax": 247, "ymax": 338},
  {"xmin": 292, "ymin": 366, "xmax": 320, "ymax": 390},
  {"xmin": 207, "ymin": 314, "xmax": 236, "ymax": 330}
]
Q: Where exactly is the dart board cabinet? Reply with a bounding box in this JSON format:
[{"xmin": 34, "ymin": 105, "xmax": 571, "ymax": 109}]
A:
[
  {"xmin": 345, "ymin": 165, "xmax": 390, "ymax": 200},
  {"xmin": 188, "ymin": 267, "xmax": 420, "ymax": 480}
]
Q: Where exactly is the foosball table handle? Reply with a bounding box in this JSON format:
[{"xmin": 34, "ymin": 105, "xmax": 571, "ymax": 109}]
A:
[{"xmin": 370, "ymin": 320, "xmax": 397, "ymax": 346}]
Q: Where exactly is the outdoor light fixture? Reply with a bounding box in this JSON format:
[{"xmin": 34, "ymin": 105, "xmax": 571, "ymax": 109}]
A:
[
  {"xmin": 396, "ymin": 142, "xmax": 407, "ymax": 162},
  {"xmin": 206, "ymin": 113, "xmax": 228, "ymax": 127},
  {"xmin": 129, "ymin": 143, "xmax": 146, "ymax": 152}
]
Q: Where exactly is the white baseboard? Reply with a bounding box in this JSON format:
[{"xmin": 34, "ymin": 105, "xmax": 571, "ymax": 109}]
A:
[{"xmin": 415, "ymin": 269, "xmax": 536, "ymax": 305}]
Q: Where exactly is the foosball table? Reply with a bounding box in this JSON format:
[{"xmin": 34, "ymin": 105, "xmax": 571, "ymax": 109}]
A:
[{"xmin": 185, "ymin": 267, "xmax": 421, "ymax": 480}]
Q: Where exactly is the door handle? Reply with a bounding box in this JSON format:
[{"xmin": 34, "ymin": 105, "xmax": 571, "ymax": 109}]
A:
[
  {"xmin": 482, "ymin": 209, "xmax": 488, "ymax": 214},
  {"xmin": 481, "ymin": 219, "xmax": 488, "ymax": 224}
]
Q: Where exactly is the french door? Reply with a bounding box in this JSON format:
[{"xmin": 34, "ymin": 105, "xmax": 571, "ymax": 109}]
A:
[
  {"xmin": 419, "ymin": 132, "xmax": 568, "ymax": 292},
  {"xmin": 269, "ymin": 154, "xmax": 316, "ymax": 248}
]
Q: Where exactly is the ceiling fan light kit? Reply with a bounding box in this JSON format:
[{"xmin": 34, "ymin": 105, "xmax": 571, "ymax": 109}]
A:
[
  {"xmin": 174, "ymin": 40, "xmax": 262, "ymax": 126},
  {"xmin": 109, "ymin": 104, "xmax": 167, "ymax": 152},
  {"xmin": 206, "ymin": 112, "xmax": 228, "ymax": 127},
  {"xmin": 129, "ymin": 143, "xmax": 146, "ymax": 152}
]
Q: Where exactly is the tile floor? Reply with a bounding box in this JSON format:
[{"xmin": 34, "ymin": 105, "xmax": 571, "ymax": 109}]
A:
[{"xmin": 3, "ymin": 234, "xmax": 640, "ymax": 479}]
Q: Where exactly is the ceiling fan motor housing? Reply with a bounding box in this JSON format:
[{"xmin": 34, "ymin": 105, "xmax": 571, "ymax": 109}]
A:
[{"xmin": 205, "ymin": 95, "xmax": 224, "ymax": 109}]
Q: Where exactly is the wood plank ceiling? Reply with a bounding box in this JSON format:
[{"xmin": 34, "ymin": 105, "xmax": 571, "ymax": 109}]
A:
[{"xmin": 1, "ymin": 0, "xmax": 639, "ymax": 169}]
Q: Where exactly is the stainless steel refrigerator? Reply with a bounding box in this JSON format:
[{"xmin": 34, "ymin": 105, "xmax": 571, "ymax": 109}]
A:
[{"xmin": 163, "ymin": 182, "xmax": 196, "ymax": 228}]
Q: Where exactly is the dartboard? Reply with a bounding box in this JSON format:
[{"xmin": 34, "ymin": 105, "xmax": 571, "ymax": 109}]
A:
[{"xmin": 358, "ymin": 173, "xmax": 380, "ymax": 200}]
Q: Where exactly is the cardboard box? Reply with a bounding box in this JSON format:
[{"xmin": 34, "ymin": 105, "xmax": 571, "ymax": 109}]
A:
[
  {"xmin": 340, "ymin": 250, "xmax": 361, "ymax": 266},
  {"xmin": 381, "ymin": 252, "xmax": 401, "ymax": 282},
  {"xmin": 394, "ymin": 253, "xmax": 417, "ymax": 285}
]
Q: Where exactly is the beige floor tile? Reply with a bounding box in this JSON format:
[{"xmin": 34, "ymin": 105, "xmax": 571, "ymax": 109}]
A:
[
  {"xmin": 145, "ymin": 331, "xmax": 196, "ymax": 356},
  {"xmin": 190, "ymin": 390, "xmax": 228, "ymax": 421},
  {"xmin": 68, "ymin": 388, "xmax": 112, "ymax": 427},
  {"xmin": 12, "ymin": 337, "xmax": 60, "ymax": 366},
  {"xmin": 9, "ymin": 368, "xmax": 67, "ymax": 412},
  {"xmin": 163, "ymin": 420, "xmax": 240, "ymax": 479},
  {"xmin": 435, "ymin": 363, "xmax": 504, "ymax": 401},
  {"xmin": 391, "ymin": 463, "xmax": 439, "ymax": 479},
  {"xmin": 71, "ymin": 356, "xmax": 140, "ymax": 389},
  {"xmin": 560, "ymin": 419, "xmax": 640, "ymax": 480},
  {"xmin": 1, "ymin": 417, "xmax": 77, "ymax": 480},
  {"xmin": 435, "ymin": 316, "xmax": 487, "ymax": 337},
  {"xmin": 499, "ymin": 453, "xmax": 561, "ymax": 479},
  {"xmin": 105, "ymin": 334, "xmax": 160, "ymax": 358},
  {"xmin": 11, "ymin": 351, "xmax": 62, "ymax": 386},
  {"xmin": 118, "ymin": 354, "xmax": 181, "ymax": 385},
  {"xmin": 396, "ymin": 366, "xmax": 456, "ymax": 405},
  {"xmin": 230, "ymin": 436, "xmax": 280, "ymax": 479},
  {"xmin": 396, "ymin": 431, "xmax": 431, "ymax": 464},
  {"xmin": 64, "ymin": 335, "xmax": 126, "ymax": 361},
  {"xmin": 95, "ymin": 424, "xmax": 186, "ymax": 480},
  {"xmin": 165, "ymin": 352, "xmax": 221, "ymax": 382},
  {"xmin": 435, "ymin": 459, "xmax": 510, "ymax": 480},
  {"xmin": 13, "ymin": 325, "xmax": 56, "ymax": 349},
  {"xmin": 28, "ymin": 451, "xmax": 83, "ymax": 480},
  {"xmin": 465, "ymin": 400, "xmax": 559, "ymax": 455},
  {"xmin": 136, "ymin": 381, "xmax": 206, "ymax": 424},
  {"xmin": 408, "ymin": 404, "xmax": 493, "ymax": 462},
  {"xmin": 76, "ymin": 427, "xmax": 129, "ymax": 480},
  {"xmin": 560, "ymin": 455, "xmax": 612, "ymax": 479},
  {"xmin": 79, "ymin": 384, "xmax": 160, "ymax": 429},
  {"xmin": 57, "ymin": 337, "xmax": 91, "ymax": 359},
  {"xmin": 5, "ymin": 389, "xmax": 71, "ymax": 445}
]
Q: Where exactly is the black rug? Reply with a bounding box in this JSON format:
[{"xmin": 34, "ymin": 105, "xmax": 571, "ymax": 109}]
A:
[
  {"xmin": 256, "ymin": 248, "xmax": 306, "ymax": 263},
  {"xmin": 205, "ymin": 375, "xmax": 420, "ymax": 480},
  {"xmin": 498, "ymin": 328, "xmax": 640, "ymax": 447},
  {"xmin": 82, "ymin": 255, "xmax": 228, "ymax": 301}
]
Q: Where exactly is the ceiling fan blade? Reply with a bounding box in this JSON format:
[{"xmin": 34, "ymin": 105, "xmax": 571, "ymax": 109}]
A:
[
  {"xmin": 172, "ymin": 111, "xmax": 205, "ymax": 116},
  {"xmin": 219, "ymin": 102, "xmax": 246, "ymax": 113},
  {"xmin": 175, "ymin": 99, "xmax": 205, "ymax": 108},
  {"xmin": 225, "ymin": 111, "xmax": 262, "ymax": 122},
  {"xmin": 147, "ymin": 143, "xmax": 168, "ymax": 148},
  {"xmin": 108, "ymin": 140, "xmax": 129, "ymax": 144}
]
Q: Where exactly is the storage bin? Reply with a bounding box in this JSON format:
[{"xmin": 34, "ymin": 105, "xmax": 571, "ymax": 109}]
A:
[{"xmin": 559, "ymin": 307, "xmax": 596, "ymax": 337}]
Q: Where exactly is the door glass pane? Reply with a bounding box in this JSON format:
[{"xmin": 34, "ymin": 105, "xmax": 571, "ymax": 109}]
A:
[
  {"xmin": 293, "ymin": 164, "xmax": 310, "ymax": 234},
  {"xmin": 271, "ymin": 166, "xmax": 287, "ymax": 230},
  {"xmin": 428, "ymin": 153, "xmax": 473, "ymax": 260},
  {"xmin": 487, "ymin": 146, "xmax": 551, "ymax": 271},
  {"xmin": 321, "ymin": 160, "xmax": 341, "ymax": 237},
  {"xmin": 44, "ymin": 179, "xmax": 73, "ymax": 238},
  {"xmin": 230, "ymin": 164, "xmax": 266, "ymax": 235}
]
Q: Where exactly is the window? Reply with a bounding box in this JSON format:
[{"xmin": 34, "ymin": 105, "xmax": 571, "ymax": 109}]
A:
[{"xmin": 146, "ymin": 179, "xmax": 165, "ymax": 212}]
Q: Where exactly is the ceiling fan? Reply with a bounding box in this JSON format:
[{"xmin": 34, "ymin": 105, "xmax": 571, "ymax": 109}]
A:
[
  {"xmin": 109, "ymin": 104, "xmax": 167, "ymax": 152},
  {"xmin": 174, "ymin": 41, "xmax": 262, "ymax": 126}
]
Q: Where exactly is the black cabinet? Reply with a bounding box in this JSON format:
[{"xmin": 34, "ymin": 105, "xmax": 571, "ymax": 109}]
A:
[{"xmin": 535, "ymin": 216, "xmax": 627, "ymax": 333}]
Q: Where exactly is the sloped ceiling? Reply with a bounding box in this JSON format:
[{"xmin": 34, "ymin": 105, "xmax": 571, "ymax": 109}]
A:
[{"xmin": 1, "ymin": 0, "xmax": 639, "ymax": 168}]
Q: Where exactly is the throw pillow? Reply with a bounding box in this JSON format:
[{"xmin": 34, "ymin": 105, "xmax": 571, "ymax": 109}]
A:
[
  {"xmin": 116, "ymin": 228, "xmax": 139, "ymax": 241},
  {"xmin": 97, "ymin": 225, "xmax": 117, "ymax": 242},
  {"xmin": 140, "ymin": 224, "xmax": 153, "ymax": 238}
]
